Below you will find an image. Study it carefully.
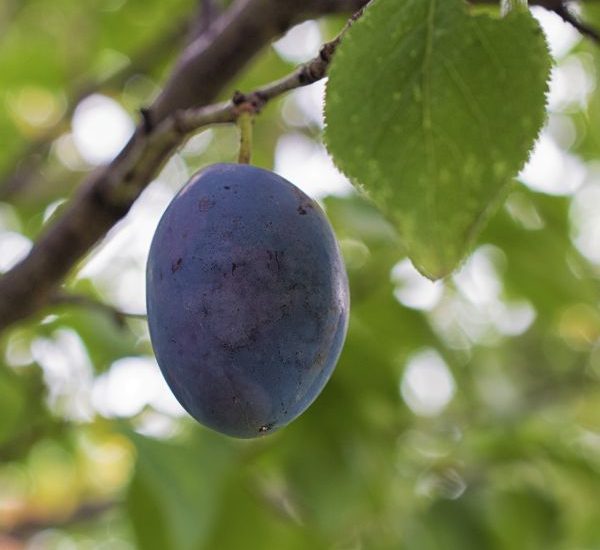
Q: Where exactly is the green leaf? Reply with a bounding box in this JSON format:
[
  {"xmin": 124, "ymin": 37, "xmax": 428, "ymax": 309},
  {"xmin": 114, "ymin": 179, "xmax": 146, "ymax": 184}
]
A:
[
  {"xmin": 482, "ymin": 187, "xmax": 600, "ymax": 320},
  {"xmin": 405, "ymin": 496, "xmax": 491, "ymax": 550},
  {"xmin": 127, "ymin": 432, "xmax": 239, "ymax": 550},
  {"xmin": 325, "ymin": 0, "xmax": 551, "ymax": 279},
  {"xmin": 0, "ymin": 367, "xmax": 27, "ymax": 445},
  {"xmin": 485, "ymin": 489, "xmax": 560, "ymax": 550}
]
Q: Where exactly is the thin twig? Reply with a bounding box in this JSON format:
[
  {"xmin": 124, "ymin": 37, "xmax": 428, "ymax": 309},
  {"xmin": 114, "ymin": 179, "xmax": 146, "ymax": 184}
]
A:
[
  {"xmin": 553, "ymin": 3, "xmax": 600, "ymax": 45},
  {"xmin": 226, "ymin": 12, "xmax": 362, "ymax": 115},
  {"xmin": 50, "ymin": 292, "xmax": 146, "ymax": 328},
  {"xmin": 5, "ymin": 500, "xmax": 118, "ymax": 540}
]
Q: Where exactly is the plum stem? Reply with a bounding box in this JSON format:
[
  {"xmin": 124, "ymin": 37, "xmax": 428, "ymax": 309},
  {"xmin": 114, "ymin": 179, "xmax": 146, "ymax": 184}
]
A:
[{"xmin": 237, "ymin": 111, "xmax": 254, "ymax": 164}]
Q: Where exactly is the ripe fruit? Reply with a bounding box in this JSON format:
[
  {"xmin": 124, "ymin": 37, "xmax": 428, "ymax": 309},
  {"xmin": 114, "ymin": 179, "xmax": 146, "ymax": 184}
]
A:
[{"xmin": 146, "ymin": 163, "xmax": 349, "ymax": 438}]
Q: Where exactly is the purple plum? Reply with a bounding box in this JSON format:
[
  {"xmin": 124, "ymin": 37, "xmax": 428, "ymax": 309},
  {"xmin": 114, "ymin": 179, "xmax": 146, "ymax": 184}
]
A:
[{"xmin": 146, "ymin": 164, "xmax": 349, "ymax": 437}]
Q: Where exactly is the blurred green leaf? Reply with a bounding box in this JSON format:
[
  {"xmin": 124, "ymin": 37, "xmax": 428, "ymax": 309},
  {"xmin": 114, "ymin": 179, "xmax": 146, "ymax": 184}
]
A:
[
  {"xmin": 0, "ymin": 367, "xmax": 28, "ymax": 445},
  {"xmin": 486, "ymin": 489, "xmax": 560, "ymax": 550},
  {"xmin": 127, "ymin": 431, "xmax": 239, "ymax": 550},
  {"xmin": 482, "ymin": 187, "xmax": 600, "ymax": 320}
]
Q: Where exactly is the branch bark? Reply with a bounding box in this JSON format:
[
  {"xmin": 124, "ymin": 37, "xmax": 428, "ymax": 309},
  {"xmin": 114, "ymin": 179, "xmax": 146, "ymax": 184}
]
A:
[{"xmin": 0, "ymin": 0, "xmax": 367, "ymax": 333}]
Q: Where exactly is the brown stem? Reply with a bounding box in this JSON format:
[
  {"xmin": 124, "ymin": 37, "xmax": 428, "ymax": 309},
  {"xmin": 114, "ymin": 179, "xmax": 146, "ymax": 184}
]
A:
[
  {"xmin": 553, "ymin": 3, "xmax": 600, "ymax": 44},
  {"xmin": 237, "ymin": 111, "xmax": 254, "ymax": 164}
]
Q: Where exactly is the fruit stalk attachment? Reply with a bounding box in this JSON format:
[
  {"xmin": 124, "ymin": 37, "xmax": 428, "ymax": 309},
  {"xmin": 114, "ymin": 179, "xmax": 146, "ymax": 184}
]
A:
[{"xmin": 237, "ymin": 111, "xmax": 254, "ymax": 164}]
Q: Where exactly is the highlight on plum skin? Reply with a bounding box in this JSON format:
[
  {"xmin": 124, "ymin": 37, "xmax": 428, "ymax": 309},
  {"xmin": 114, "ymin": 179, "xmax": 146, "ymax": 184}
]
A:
[{"xmin": 146, "ymin": 163, "xmax": 350, "ymax": 438}]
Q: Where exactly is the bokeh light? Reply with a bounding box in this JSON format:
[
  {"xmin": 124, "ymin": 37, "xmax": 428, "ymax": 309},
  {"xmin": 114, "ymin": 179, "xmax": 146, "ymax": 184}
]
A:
[{"xmin": 72, "ymin": 94, "xmax": 135, "ymax": 166}]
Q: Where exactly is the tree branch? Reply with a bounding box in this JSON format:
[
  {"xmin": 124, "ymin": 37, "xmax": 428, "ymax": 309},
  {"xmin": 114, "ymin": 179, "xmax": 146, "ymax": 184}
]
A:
[{"xmin": 0, "ymin": 0, "xmax": 368, "ymax": 333}]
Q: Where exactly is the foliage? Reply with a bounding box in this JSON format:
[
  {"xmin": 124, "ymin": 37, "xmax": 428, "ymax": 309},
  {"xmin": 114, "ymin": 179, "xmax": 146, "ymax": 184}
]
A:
[
  {"xmin": 1, "ymin": 0, "xmax": 600, "ymax": 549},
  {"xmin": 325, "ymin": 0, "xmax": 551, "ymax": 278}
]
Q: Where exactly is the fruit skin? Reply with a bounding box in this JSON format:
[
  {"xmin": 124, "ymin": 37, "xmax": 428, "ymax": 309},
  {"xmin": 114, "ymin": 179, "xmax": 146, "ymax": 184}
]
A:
[{"xmin": 146, "ymin": 163, "xmax": 349, "ymax": 438}]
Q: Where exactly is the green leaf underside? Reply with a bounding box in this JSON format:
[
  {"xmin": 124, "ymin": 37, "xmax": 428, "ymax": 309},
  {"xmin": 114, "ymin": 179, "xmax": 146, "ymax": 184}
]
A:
[
  {"xmin": 325, "ymin": 0, "xmax": 551, "ymax": 279},
  {"xmin": 127, "ymin": 433, "xmax": 237, "ymax": 550}
]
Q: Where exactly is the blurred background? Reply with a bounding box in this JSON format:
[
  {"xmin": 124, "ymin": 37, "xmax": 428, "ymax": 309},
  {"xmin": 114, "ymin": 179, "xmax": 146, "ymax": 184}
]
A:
[{"xmin": 1, "ymin": 0, "xmax": 600, "ymax": 548}]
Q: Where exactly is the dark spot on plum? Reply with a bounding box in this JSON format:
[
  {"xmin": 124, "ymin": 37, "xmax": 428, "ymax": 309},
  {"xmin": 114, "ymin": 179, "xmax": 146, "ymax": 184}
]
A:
[
  {"xmin": 171, "ymin": 258, "xmax": 183, "ymax": 272},
  {"xmin": 298, "ymin": 203, "xmax": 314, "ymax": 215},
  {"xmin": 231, "ymin": 263, "xmax": 237, "ymax": 275},
  {"xmin": 224, "ymin": 186, "xmax": 230, "ymax": 190},
  {"xmin": 198, "ymin": 197, "xmax": 214, "ymax": 211}
]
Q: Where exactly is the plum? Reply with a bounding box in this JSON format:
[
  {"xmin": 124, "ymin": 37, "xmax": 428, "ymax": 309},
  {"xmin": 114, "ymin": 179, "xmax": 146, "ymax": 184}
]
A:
[{"xmin": 146, "ymin": 163, "xmax": 349, "ymax": 438}]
